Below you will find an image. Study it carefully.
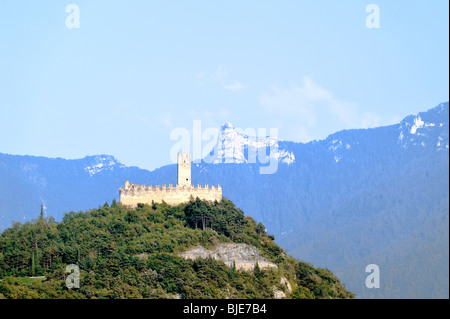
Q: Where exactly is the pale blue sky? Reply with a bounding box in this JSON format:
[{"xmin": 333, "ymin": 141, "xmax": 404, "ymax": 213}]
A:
[{"xmin": 0, "ymin": 1, "xmax": 448, "ymax": 170}]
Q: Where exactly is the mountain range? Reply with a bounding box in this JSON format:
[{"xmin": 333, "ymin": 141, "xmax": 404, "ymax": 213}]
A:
[{"xmin": 0, "ymin": 102, "xmax": 448, "ymax": 298}]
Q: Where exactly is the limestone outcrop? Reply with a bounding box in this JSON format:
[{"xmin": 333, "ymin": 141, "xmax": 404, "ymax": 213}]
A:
[{"xmin": 178, "ymin": 243, "xmax": 277, "ymax": 271}]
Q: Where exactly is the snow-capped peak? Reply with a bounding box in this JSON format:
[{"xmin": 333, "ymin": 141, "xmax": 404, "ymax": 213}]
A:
[
  {"xmin": 212, "ymin": 123, "xmax": 295, "ymax": 165},
  {"xmin": 409, "ymin": 116, "xmax": 425, "ymax": 135},
  {"xmin": 397, "ymin": 102, "xmax": 449, "ymax": 150},
  {"xmin": 84, "ymin": 155, "xmax": 125, "ymax": 176},
  {"xmin": 221, "ymin": 122, "xmax": 234, "ymax": 129}
]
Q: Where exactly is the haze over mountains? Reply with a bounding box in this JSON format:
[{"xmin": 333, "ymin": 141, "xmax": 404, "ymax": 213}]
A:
[{"xmin": 0, "ymin": 102, "xmax": 448, "ymax": 298}]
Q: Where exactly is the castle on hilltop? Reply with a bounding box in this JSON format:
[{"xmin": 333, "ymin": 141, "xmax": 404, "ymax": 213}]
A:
[{"xmin": 119, "ymin": 152, "xmax": 222, "ymax": 206}]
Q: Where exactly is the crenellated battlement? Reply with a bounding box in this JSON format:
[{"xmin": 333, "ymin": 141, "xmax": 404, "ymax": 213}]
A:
[
  {"xmin": 120, "ymin": 183, "xmax": 222, "ymax": 193},
  {"xmin": 119, "ymin": 152, "xmax": 222, "ymax": 206}
]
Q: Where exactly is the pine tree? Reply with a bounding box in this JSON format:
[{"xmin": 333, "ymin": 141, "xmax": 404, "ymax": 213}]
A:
[
  {"xmin": 31, "ymin": 252, "xmax": 36, "ymax": 276},
  {"xmin": 254, "ymin": 261, "xmax": 260, "ymax": 272},
  {"xmin": 40, "ymin": 202, "xmax": 44, "ymax": 220}
]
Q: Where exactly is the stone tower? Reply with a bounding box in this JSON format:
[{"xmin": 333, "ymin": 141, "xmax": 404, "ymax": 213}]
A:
[{"xmin": 177, "ymin": 152, "xmax": 191, "ymax": 187}]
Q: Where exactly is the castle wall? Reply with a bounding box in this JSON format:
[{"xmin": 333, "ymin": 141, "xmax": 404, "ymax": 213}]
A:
[{"xmin": 119, "ymin": 184, "xmax": 222, "ymax": 207}]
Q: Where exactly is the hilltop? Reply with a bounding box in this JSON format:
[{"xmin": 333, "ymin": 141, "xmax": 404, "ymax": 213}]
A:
[{"xmin": 0, "ymin": 197, "xmax": 353, "ymax": 299}]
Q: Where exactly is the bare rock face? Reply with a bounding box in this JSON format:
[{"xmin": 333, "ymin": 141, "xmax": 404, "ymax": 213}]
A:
[
  {"xmin": 272, "ymin": 277, "xmax": 293, "ymax": 299},
  {"xmin": 179, "ymin": 243, "xmax": 264, "ymax": 262},
  {"xmin": 273, "ymin": 289, "xmax": 286, "ymax": 299},
  {"xmin": 280, "ymin": 277, "xmax": 292, "ymax": 293},
  {"xmin": 178, "ymin": 243, "xmax": 277, "ymax": 271}
]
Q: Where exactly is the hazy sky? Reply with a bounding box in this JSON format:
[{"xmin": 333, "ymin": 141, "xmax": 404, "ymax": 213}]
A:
[{"xmin": 0, "ymin": 1, "xmax": 448, "ymax": 170}]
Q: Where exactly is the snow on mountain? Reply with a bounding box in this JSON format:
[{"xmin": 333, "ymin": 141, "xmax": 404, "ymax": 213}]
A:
[
  {"xmin": 212, "ymin": 122, "xmax": 295, "ymax": 165},
  {"xmin": 84, "ymin": 155, "xmax": 125, "ymax": 176},
  {"xmin": 323, "ymin": 137, "xmax": 355, "ymax": 164},
  {"xmin": 397, "ymin": 102, "xmax": 449, "ymax": 150}
]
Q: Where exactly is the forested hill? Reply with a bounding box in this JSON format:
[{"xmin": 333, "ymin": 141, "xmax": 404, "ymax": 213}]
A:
[{"xmin": 0, "ymin": 198, "xmax": 353, "ymax": 299}]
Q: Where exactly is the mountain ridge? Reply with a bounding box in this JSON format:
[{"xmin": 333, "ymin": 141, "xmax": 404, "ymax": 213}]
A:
[{"xmin": 0, "ymin": 101, "xmax": 448, "ymax": 298}]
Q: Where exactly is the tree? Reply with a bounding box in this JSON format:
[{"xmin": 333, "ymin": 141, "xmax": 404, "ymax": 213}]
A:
[
  {"xmin": 292, "ymin": 286, "xmax": 314, "ymax": 299},
  {"xmin": 256, "ymin": 223, "xmax": 265, "ymax": 236},
  {"xmin": 31, "ymin": 253, "xmax": 35, "ymax": 276},
  {"xmin": 40, "ymin": 203, "xmax": 44, "ymax": 220}
]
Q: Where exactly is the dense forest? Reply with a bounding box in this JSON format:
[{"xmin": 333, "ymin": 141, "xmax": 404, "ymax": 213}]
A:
[{"xmin": 0, "ymin": 197, "xmax": 353, "ymax": 299}]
